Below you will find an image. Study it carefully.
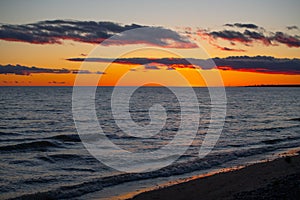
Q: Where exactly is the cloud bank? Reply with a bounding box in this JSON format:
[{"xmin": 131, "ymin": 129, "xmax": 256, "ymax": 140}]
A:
[
  {"xmin": 2, "ymin": 56, "xmax": 299, "ymax": 77},
  {"xmin": 67, "ymin": 56, "xmax": 300, "ymax": 75},
  {"xmin": 213, "ymin": 56, "xmax": 300, "ymax": 74},
  {"xmin": 0, "ymin": 64, "xmax": 104, "ymax": 75}
]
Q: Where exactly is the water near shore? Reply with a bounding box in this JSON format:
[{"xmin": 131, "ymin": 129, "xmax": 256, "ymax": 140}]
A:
[
  {"xmin": 131, "ymin": 153, "xmax": 300, "ymax": 200},
  {"xmin": 0, "ymin": 87, "xmax": 299, "ymax": 199}
]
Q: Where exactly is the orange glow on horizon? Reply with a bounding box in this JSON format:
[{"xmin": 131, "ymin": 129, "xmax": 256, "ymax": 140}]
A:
[
  {"xmin": 1, "ymin": 39, "xmax": 299, "ymax": 87},
  {"xmin": 1, "ymin": 69, "xmax": 299, "ymax": 87}
]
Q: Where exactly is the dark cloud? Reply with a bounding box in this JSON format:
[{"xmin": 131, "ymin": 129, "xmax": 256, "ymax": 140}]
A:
[
  {"xmin": 0, "ymin": 64, "xmax": 69, "ymax": 75},
  {"xmin": 0, "ymin": 20, "xmax": 196, "ymax": 48},
  {"xmin": 48, "ymin": 81, "xmax": 66, "ymax": 84},
  {"xmin": 271, "ymin": 32, "xmax": 300, "ymax": 47},
  {"xmin": 209, "ymin": 29, "xmax": 271, "ymax": 45},
  {"xmin": 1, "ymin": 20, "xmax": 299, "ymax": 51},
  {"xmin": 67, "ymin": 57, "xmax": 196, "ymax": 69},
  {"xmin": 195, "ymin": 30, "xmax": 246, "ymax": 52},
  {"xmin": 211, "ymin": 44, "xmax": 246, "ymax": 52},
  {"xmin": 214, "ymin": 56, "xmax": 300, "ymax": 75},
  {"xmin": 67, "ymin": 56, "xmax": 300, "ymax": 75},
  {"xmin": 224, "ymin": 23, "xmax": 259, "ymax": 29},
  {"xmin": 0, "ymin": 64, "xmax": 104, "ymax": 75},
  {"xmin": 0, "ymin": 20, "xmax": 142, "ymax": 44},
  {"xmin": 210, "ymin": 30, "xmax": 251, "ymax": 43},
  {"xmin": 102, "ymin": 26, "xmax": 197, "ymax": 48},
  {"xmin": 219, "ymin": 46, "xmax": 245, "ymax": 52},
  {"xmin": 204, "ymin": 28, "xmax": 299, "ymax": 48},
  {"xmin": 144, "ymin": 64, "xmax": 161, "ymax": 70},
  {"xmin": 287, "ymin": 26, "xmax": 299, "ymax": 30},
  {"xmin": 243, "ymin": 30, "xmax": 272, "ymax": 45}
]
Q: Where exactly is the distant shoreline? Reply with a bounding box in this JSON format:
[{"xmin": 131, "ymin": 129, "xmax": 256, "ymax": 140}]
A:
[
  {"xmin": 244, "ymin": 84, "xmax": 300, "ymax": 87},
  {"xmin": 0, "ymin": 85, "xmax": 299, "ymax": 87}
]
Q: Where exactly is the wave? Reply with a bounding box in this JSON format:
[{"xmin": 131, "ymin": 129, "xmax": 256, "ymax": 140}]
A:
[
  {"xmin": 0, "ymin": 126, "xmax": 23, "ymax": 130},
  {"xmin": 0, "ymin": 140, "xmax": 61, "ymax": 152},
  {"xmin": 47, "ymin": 134, "xmax": 81, "ymax": 142},
  {"xmin": 60, "ymin": 167, "xmax": 96, "ymax": 172},
  {"xmin": 8, "ymin": 139, "xmax": 300, "ymax": 200},
  {"xmin": 262, "ymin": 138, "xmax": 285, "ymax": 145},
  {"xmin": 0, "ymin": 131, "xmax": 21, "ymax": 136},
  {"xmin": 218, "ymin": 135, "xmax": 300, "ymax": 149},
  {"xmin": 249, "ymin": 124, "xmax": 299, "ymax": 132},
  {"xmin": 261, "ymin": 135, "xmax": 300, "ymax": 145},
  {"xmin": 0, "ymin": 134, "xmax": 80, "ymax": 143},
  {"xmin": 37, "ymin": 153, "xmax": 91, "ymax": 163},
  {"xmin": 289, "ymin": 117, "xmax": 300, "ymax": 122}
]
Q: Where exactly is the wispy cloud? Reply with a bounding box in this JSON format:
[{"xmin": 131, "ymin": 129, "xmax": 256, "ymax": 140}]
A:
[
  {"xmin": 224, "ymin": 23, "xmax": 259, "ymax": 29},
  {"xmin": 0, "ymin": 20, "xmax": 196, "ymax": 48},
  {"xmin": 287, "ymin": 26, "xmax": 299, "ymax": 30},
  {"xmin": 213, "ymin": 45, "xmax": 246, "ymax": 52},
  {"xmin": 67, "ymin": 56, "xmax": 300, "ymax": 75},
  {"xmin": 271, "ymin": 32, "xmax": 300, "ymax": 47},
  {"xmin": 0, "ymin": 64, "xmax": 105, "ymax": 75}
]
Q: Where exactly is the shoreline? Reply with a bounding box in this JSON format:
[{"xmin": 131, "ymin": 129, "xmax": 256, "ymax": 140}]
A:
[{"xmin": 130, "ymin": 151, "xmax": 300, "ymax": 200}]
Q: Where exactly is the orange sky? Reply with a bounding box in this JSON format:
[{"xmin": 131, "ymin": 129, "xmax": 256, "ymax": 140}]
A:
[
  {"xmin": 1, "ymin": 70, "xmax": 299, "ymax": 86},
  {"xmin": 0, "ymin": 26, "xmax": 299, "ymax": 87},
  {"xmin": 1, "ymin": 1, "xmax": 300, "ymax": 86}
]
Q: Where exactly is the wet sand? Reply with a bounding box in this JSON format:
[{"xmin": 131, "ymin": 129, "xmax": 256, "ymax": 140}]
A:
[{"xmin": 131, "ymin": 154, "xmax": 300, "ymax": 200}]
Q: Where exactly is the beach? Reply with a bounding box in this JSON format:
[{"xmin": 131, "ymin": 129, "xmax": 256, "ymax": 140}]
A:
[{"xmin": 131, "ymin": 153, "xmax": 300, "ymax": 200}]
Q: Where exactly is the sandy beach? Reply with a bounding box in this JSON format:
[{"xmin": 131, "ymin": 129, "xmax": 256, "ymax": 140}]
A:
[{"xmin": 131, "ymin": 154, "xmax": 300, "ymax": 200}]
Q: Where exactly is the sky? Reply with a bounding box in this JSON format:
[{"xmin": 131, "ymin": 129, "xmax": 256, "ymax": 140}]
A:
[{"xmin": 0, "ymin": 0, "xmax": 299, "ymax": 86}]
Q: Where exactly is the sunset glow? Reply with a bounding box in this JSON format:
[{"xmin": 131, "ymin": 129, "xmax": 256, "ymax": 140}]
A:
[{"xmin": 0, "ymin": 1, "xmax": 299, "ymax": 87}]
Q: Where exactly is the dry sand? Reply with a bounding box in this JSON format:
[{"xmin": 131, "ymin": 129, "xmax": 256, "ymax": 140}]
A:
[{"xmin": 131, "ymin": 154, "xmax": 300, "ymax": 200}]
